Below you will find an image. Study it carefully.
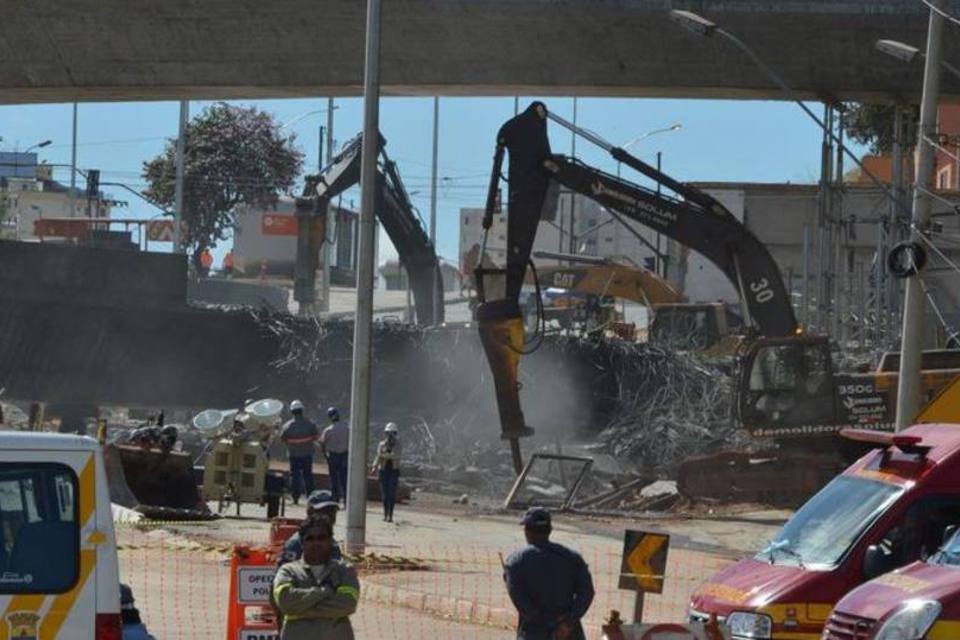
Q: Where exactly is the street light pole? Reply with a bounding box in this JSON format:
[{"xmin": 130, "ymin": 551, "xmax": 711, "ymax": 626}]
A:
[
  {"xmin": 896, "ymin": 0, "xmax": 946, "ymax": 431},
  {"xmin": 69, "ymin": 104, "xmax": 78, "ymax": 217},
  {"xmin": 322, "ymin": 97, "xmax": 336, "ymax": 314},
  {"xmin": 174, "ymin": 100, "xmax": 189, "ymax": 254},
  {"xmin": 430, "ymin": 96, "xmax": 440, "ymax": 323},
  {"xmin": 346, "ymin": 0, "xmax": 382, "ymax": 553}
]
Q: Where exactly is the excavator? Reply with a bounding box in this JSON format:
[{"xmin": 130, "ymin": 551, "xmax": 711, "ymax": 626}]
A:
[
  {"xmin": 475, "ymin": 102, "xmax": 960, "ymax": 501},
  {"xmin": 520, "ymin": 251, "xmax": 682, "ymax": 336},
  {"xmin": 295, "ymin": 132, "xmax": 444, "ymax": 324}
]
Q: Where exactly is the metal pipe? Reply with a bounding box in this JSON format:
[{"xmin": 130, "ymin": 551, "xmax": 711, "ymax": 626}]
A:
[
  {"xmin": 68, "ymin": 103, "xmax": 77, "ymax": 217},
  {"xmin": 345, "ymin": 0, "xmax": 382, "ymax": 552},
  {"xmin": 173, "ymin": 100, "xmax": 189, "ymax": 254},
  {"xmin": 430, "ymin": 96, "xmax": 440, "ymax": 323},
  {"xmin": 896, "ymin": 0, "xmax": 946, "ymax": 431},
  {"xmin": 802, "ymin": 225, "xmax": 810, "ymax": 328}
]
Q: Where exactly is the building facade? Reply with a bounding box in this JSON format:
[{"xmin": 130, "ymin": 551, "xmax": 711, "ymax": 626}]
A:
[
  {"xmin": 0, "ymin": 163, "xmax": 109, "ymax": 242},
  {"xmin": 232, "ymin": 198, "xmax": 359, "ymax": 284}
]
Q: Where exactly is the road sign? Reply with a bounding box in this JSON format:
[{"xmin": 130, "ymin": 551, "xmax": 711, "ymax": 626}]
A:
[
  {"xmin": 146, "ymin": 219, "xmax": 175, "ymax": 242},
  {"xmin": 619, "ymin": 530, "xmax": 669, "ymax": 593},
  {"xmin": 618, "ymin": 530, "xmax": 670, "ymax": 625},
  {"xmin": 34, "ymin": 218, "xmax": 90, "ymax": 239},
  {"xmin": 262, "ymin": 213, "xmax": 298, "ymax": 236}
]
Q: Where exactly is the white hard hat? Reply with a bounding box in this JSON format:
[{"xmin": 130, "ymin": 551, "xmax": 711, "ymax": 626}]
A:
[
  {"xmin": 289, "ymin": 400, "xmax": 305, "ymax": 412},
  {"xmin": 385, "ymin": 422, "xmax": 399, "ymax": 434}
]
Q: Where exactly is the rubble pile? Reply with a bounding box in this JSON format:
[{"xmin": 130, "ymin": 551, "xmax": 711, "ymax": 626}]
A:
[
  {"xmin": 250, "ymin": 310, "xmax": 745, "ymax": 501},
  {"xmin": 596, "ymin": 343, "xmax": 742, "ymax": 473}
]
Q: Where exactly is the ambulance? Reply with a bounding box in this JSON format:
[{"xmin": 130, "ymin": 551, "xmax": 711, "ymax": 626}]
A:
[
  {"xmin": 0, "ymin": 432, "xmax": 121, "ymax": 639},
  {"xmin": 688, "ymin": 424, "xmax": 960, "ymax": 640}
]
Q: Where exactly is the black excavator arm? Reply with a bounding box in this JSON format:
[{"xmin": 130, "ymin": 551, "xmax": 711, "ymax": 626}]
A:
[
  {"xmin": 297, "ymin": 133, "xmax": 444, "ymax": 325},
  {"xmin": 475, "ymin": 102, "xmax": 797, "ymax": 471}
]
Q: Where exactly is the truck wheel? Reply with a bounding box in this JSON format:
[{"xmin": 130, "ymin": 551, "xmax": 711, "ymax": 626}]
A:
[{"xmin": 266, "ymin": 495, "xmax": 280, "ymax": 519}]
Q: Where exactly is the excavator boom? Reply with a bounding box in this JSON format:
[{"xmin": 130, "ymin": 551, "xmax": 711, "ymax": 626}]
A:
[
  {"xmin": 300, "ymin": 133, "xmax": 445, "ymax": 325},
  {"xmin": 475, "ymin": 103, "xmax": 797, "ymax": 470}
]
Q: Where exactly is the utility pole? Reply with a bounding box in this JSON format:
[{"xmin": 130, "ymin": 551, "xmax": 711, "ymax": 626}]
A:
[
  {"xmin": 346, "ymin": 0, "xmax": 382, "ymax": 552},
  {"xmin": 430, "ymin": 96, "xmax": 440, "ymax": 324},
  {"xmin": 174, "ymin": 100, "xmax": 189, "ymax": 254},
  {"xmin": 896, "ymin": 0, "xmax": 945, "ymax": 431},
  {"xmin": 568, "ymin": 97, "xmax": 577, "ymax": 256},
  {"xmin": 68, "ymin": 103, "xmax": 78, "ymax": 217},
  {"xmin": 327, "ymin": 98, "xmax": 335, "ymax": 164},
  {"xmin": 317, "ymin": 122, "xmax": 333, "ymax": 311}
]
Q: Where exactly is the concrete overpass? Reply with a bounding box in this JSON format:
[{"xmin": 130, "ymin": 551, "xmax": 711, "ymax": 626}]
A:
[{"xmin": 3, "ymin": 1, "xmax": 960, "ymax": 104}]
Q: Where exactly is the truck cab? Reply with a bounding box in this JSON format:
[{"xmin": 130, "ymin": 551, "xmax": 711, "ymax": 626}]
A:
[
  {"xmin": 689, "ymin": 424, "xmax": 960, "ymax": 639},
  {"xmin": 0, "ymin": 432, "xmax": 121, "ymax": 638}
]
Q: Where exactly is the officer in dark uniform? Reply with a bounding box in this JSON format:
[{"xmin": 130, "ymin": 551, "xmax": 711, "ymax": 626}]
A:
[{"xmin": 503, "ymin": 507, "xmax": 595, "ymax": 640}]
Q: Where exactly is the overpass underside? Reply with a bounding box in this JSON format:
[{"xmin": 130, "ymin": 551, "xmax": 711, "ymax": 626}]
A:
[{"xmin": 3, "ymin": 1, "xmax": 960, "ymax": 104}]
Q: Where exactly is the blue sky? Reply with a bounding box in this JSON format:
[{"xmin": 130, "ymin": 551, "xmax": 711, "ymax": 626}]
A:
[{"xmin": 0, "ymin": 97, "xmax": 862, "ymax": 265}]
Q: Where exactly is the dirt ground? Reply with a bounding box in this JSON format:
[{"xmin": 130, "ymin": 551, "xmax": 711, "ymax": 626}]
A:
[{"xmin": 117, "ymin": 493, "xmax": 787, "ymax": 640}]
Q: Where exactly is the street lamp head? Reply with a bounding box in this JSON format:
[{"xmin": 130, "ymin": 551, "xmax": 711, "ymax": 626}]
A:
[
  {"xmin": 876, "ymin": 39, "xmax": 920, "ymax": 63},
  {"xmin": 669, "ymin": 124, "xmax": 683, "ymax": 132},
  {"xmin": 669, "ymin": 10, "xmax": 717, "ymax": 38},
  {"xmin": 36, "ymin": 140, "xmax": 52, "ymax": 148}
]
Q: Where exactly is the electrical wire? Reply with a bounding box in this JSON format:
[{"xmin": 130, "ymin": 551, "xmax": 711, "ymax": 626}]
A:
[{"xmin": 919, "ymin": 0, "xmax": 960, "ymax": 29}]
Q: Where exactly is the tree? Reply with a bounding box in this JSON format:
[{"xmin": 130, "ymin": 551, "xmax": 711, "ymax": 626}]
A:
[
  {"xmin": 843, "ymin": 103, "xmax": 919, "ymax": 155},
  {"xmin": 142, "ymin": 103, "xmax": 303, "ymax": 269}
]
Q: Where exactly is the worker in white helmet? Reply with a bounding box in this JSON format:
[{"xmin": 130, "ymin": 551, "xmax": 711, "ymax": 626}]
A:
[
  {"xmin": 370, "ymin": 422, "xmax": 402, "ymax": 522},
  {"xmin": 281, "ymin": 400, "xmax": 319, "ymax": 505}
]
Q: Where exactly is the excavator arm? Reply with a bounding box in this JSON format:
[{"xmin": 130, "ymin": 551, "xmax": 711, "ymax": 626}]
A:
[
  {"xmin": 475, "ymin": 102, "xmax": 797, "ymax": 471},
  {"xmin": 297, "ymin": 133, "xmax": 444, "ymax": 325}
]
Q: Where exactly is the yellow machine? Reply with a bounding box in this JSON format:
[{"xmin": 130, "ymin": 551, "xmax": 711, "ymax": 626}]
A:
[{"xmin": 202, "ymin": 436, "xmax": 272, "ymax": 516}]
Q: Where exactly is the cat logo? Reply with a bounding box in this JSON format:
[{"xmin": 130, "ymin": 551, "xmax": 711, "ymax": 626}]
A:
[{"xmin": 7, "ymin": 611, "xmax": 40, "ymax": 640}]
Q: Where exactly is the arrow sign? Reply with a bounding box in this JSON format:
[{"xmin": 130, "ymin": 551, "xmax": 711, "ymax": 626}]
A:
[{"xmin": 618, "ymin": 530, "xmax": 670, "ymax": 594}]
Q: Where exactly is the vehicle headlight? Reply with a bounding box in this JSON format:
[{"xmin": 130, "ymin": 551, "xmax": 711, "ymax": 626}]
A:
[
  {"xmin": 875, "ymin": 600, "xmax": 941, "ymax": 640},
  {"xmin": 727, "ymin": 611, "xmax": 773, "ymax": 639}
]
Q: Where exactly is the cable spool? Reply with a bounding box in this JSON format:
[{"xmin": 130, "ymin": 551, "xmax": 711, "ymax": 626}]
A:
[{"xmin": 888, "ymin": 242, "xmax": 928, "ymax": 278}]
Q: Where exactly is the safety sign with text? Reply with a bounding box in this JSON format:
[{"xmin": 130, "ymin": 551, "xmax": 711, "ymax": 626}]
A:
[{"xmin": 238, "ymin": 567, "xmax": 277, "ymax": 604}]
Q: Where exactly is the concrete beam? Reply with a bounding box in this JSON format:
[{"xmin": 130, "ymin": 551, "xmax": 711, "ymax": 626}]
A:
[{"xmin": 2, "ymin": 1, "xmax": 960, "ymax": 103}]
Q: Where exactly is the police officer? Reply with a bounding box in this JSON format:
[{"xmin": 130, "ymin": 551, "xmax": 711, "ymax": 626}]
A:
[{"xmin": 503, "ymin": 507, "xmax": 595, "ymax": 640}]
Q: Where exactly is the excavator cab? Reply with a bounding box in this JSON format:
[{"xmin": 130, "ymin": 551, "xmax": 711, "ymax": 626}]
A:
[
  {"xmin": 649, "ymin": 303, "xmax": 727, "ymax": 352},
  {"xmin": 739, "ymin": 336, "xmax": 837, "ymax": 436}
]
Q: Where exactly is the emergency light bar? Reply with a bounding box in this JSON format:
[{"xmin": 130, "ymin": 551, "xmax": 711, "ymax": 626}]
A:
[{"xmin": 841, "ymin": 429, "xmax": 932, "ymax": 457}]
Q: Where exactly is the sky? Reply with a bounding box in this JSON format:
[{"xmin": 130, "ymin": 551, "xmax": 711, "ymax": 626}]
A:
[{"xmin": 0, "ymin": 96, "xmax": 865, "ymax": 266}]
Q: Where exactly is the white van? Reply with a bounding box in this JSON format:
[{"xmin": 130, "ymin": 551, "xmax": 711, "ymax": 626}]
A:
[{"xmin": 0, "ymin": 432, "xmax": 120, "ymax": 639}]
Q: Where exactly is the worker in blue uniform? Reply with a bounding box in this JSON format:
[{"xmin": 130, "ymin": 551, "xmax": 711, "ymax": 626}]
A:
[{"xmin": 503, "ymin": 507, "xmax": 595, "ymax": 640}]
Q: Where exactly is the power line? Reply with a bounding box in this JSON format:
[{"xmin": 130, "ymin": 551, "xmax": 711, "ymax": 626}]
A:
[{"xmin": 919, "ymin": 0, "xmax": 960, "ymax": 29}]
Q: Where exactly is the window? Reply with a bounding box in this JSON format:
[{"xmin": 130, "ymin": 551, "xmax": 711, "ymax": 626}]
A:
[
  {"xmin": 0, "ymin": 464, "xmax": 79, "ymax": 594},
  {"xmin": 757, "ymin": 476, "xmax": 902, "ymax": 568}
]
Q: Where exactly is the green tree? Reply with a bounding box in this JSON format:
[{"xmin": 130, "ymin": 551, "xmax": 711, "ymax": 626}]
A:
[
  {"xmin": 142, "ymin": 103, "xmax": 303, "ymax": 269},
  {"xmin": 843, "ymin": 103, "xmax": 919, "ymax": 155}
]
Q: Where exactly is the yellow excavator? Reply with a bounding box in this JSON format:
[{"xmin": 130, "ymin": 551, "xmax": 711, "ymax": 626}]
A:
[{"xmin": 474, "ymin": 102, "xmax": 960, "ymax": 503}]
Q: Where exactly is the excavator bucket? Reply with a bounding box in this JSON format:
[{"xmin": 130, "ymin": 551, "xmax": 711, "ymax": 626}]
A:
[
  {"xmin": 477, "ymin": 301, "xmax": 535, "ymax": 443},
  {"xmin": 104, "ymin": 443, "xmax": 214, "ymax": 520}
]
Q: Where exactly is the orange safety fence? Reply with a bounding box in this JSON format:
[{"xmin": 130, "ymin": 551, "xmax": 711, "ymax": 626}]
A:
[{"xmin": 115, "ymin": 522, "xmax": 738, "ymax": 640}]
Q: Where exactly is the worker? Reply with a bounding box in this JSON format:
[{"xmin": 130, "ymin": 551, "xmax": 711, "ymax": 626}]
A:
[
  {"xmin": 320, "ymin": 407, "xmax": 349, "ymax": 505},
  {"xmin": 223, "ymin": 250, "xmax": 235, "ymax": 277},
  {"xmin": 199, "ymin": 248, "xmax": 213, "ymax": 276},
  {"xmin": 278, "ymin": 490, "xmax": 342, "ymax": 566},
  {"xmin": 120, "ymin": 584, "xmax": 157, "ymax": 640},
  {"xmin": 281, "ymin": 400, "xmax": 319, "ymax": 505},
  {"xmin": 503, "ymin": 507, "xmax": 595, "ymax": 640},
  {"xmin": 370, "ymin": 422, "xmax": 401, "ymax": 522},
  {"xmin": 273, "ymin": 516, "xmax": 360, "ymax": 640}
]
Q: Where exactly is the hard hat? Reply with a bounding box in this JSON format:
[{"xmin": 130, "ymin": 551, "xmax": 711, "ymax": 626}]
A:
[
  {"xmin": 290, "ymin": 400, "xmax": 305, "ymax": 412},
  {"xmin": 306, "ymin": 490, "xmax": 339, "ymax": 513},
  {"xmin": 327, "ymin": 406, "xmax": 340, "ymax": 421},
  {"xmin": 385, "ymin": 422, "xmax": 399, "ymax": 434}
]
